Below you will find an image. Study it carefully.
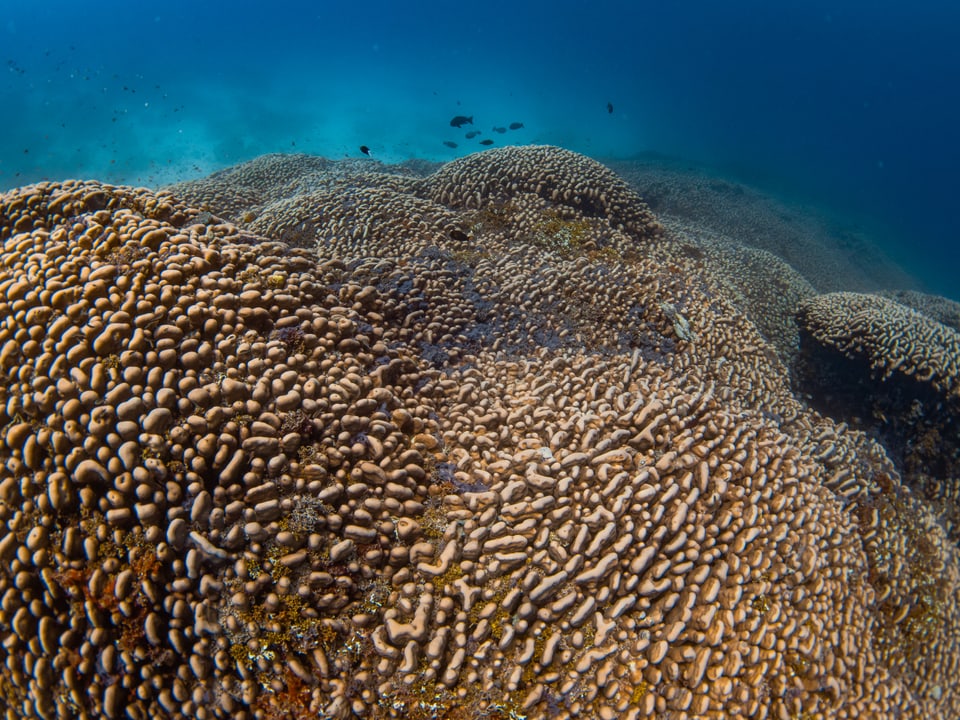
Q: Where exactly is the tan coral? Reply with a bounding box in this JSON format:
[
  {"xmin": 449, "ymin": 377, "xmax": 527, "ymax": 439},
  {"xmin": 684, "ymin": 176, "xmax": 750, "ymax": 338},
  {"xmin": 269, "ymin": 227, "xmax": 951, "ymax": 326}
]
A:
[
  {"xmin": 420, "ymin": 145, "xmax": 664, "ymax": 242},
  {"xmin": 797, "ymin": 292, "xmax": 960, "ymax": 402},
  {"xmin": 880, "ymin": 289, "xmax": 960, "ymax": 333},
  {"xmin": 0, "ymin": 151, "xmax": 958, "ymax": 720},
  {"xmin": 0, "ymin": 179, "xmax": 443, "ymax": 720},
  {"xmin": 797, "ymin": 291, "xmax": 960, "ymax": 543}
]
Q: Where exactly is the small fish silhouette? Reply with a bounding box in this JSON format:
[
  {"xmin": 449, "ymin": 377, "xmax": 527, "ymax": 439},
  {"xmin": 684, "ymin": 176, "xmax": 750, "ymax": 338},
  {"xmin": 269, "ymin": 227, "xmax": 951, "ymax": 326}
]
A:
[
  {"xmin": 449, "ymin": 229, "xmax": 470, "ymax": 242},
  {"xmin": 443, "ymin": 140, "xmax": 458, "ymax": 148},
  {"xmin": 492, "ymin": 126, "xmax": 507, "ymax": 134},
  {"xmin": 465, "ymin": 130, "xmax": 481, "ymax": 139},
  {"xmin": 607, "ymin": 102, "xmax": 613, "ymax": 114},
  {"xmin": 479, "ymin": 139, "xmax": 494, "ymax": 146},
  {"xmin": 359, "ymin": 145, "xmax": 371, "ymax": 156},
  {"xmin": 450, "ymin": 115, "xmax": 473, "ymax": 128},
  {"xmin": 509, "ymin": 122, "xmax": 524, "ymax": 130}
]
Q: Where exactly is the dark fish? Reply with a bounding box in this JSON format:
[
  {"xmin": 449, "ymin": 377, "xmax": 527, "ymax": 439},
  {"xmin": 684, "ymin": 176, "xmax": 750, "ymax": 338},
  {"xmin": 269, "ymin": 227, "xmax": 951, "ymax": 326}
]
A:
[
  {"xmin": 479, "ymin": 139, "xmax": 494, "ymax": 146},
  {"xmin": 607, "ymin": 102, "xmax": 613, "ymax": 114},
  {"xmin": 492, "ymin": 126, "xmax": 507, "ymax": 134},
  {"xmin": 450, "ymin": 115, "xmax": 473, "ymax": 128},
  {"xmin": 465, "ymin": 130, "xmax": 481, "ymax": 139},
  {"xmin": 449, "ymin": 229, "xmax": 470, "ymax": 242},
  {"xmin": 509, "ymin": 122, "xmax": 524, "ymax": 130},
  {"xmin": 359, "ymin": 145, "xmax": 371, "ymax": 156},
  {"xmin": 443, "ymin": 140, "xmax": 458, "ymax": 148}
]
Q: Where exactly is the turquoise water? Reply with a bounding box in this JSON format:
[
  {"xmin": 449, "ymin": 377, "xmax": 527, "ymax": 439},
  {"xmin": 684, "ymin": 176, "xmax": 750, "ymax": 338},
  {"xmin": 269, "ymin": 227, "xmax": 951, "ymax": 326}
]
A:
[{"xmin": 2, "ymin": 0, "xmax": 959, "ymax": 298}]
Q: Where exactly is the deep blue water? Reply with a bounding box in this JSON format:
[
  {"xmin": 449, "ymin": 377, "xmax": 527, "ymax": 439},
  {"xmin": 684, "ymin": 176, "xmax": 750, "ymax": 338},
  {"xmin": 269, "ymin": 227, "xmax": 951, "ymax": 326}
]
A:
[{"xmin": 2, "ymin": 0, "xmax": 958, "ymax": 299}]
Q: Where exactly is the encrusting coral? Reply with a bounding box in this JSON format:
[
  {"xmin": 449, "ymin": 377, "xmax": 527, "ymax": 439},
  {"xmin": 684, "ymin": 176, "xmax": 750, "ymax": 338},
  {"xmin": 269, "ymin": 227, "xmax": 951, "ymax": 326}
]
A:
[
  {"xmin": 0, "ymin": 147, "xmax": 958, "ymax": 720},
  {"xmin": 796, "ymin": 291, "xmax": 960, "ymax": 543}
]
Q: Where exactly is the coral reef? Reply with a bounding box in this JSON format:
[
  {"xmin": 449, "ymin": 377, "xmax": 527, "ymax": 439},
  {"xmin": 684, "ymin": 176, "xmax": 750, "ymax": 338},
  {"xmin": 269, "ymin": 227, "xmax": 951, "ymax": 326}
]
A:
[
  {"xmin": 879, "ymin": 289, "xmax": 960, "ymax": 333},
  {"xmin": 797, "ymin": 292, "xmax": 960, "ymax": 405},
  {"xmin": 796, "ymin": 291, "xmax": 960, "ymax": 542},
  {"xmin": 608, "ymin": 158, "xmax": 917, "ymax": 295},
  {"xmin": 0, "ymin": 148, "xmax": 958, "ymax": 719}
]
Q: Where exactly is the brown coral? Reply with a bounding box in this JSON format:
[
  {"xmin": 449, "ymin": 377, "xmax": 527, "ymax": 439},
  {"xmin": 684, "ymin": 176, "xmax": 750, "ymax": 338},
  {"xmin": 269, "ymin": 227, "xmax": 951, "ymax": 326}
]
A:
[
  {"xmin": 797, "ymin": 292, "xmax": 960, "ymax": 403},
  {"xmin": 420, "ymin": 145, "xmax": 664, "ymax": 242},
  {"xmin": 796, "ymin": 291, "xmax": 960, "ymax": 539},
  {"xmin": 0, "ymin": 149, "xmax": 958, "ymax": 720},
  {"xmin": 880, "ymin": 289, "xmax": 960, "ymax": 333}
]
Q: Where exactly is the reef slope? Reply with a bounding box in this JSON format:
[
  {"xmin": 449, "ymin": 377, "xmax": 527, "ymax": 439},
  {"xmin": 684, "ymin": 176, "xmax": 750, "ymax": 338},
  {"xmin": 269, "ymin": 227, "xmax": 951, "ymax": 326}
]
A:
[{"xmin": 0, "ymin": 147, "xmax": 958, "ymax": 719}]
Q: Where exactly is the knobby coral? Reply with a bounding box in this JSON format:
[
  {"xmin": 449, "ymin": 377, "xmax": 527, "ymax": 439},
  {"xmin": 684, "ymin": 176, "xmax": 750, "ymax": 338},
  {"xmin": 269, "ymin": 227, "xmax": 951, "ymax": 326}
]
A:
[{"xmin": 0, "ymin": 149, "xmax": 957, "ymax": 720}]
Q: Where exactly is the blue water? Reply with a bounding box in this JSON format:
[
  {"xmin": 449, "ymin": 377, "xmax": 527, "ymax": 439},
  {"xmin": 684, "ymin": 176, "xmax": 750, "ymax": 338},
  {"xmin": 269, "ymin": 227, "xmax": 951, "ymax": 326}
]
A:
[{"xmin": 2, "ymin": 0, "xmax": 958, "ymax": 299}]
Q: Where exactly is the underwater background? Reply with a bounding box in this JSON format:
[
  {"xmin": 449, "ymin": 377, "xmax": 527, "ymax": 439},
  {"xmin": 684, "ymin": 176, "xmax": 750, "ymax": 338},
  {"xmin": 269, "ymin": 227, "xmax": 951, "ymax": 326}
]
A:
[
  {"xmin": 4, "ymin": 3, "xmax": 960, "ymax": 719},
  {"xmin": 2, "ymin": 0, "xmax": 959, "ymax": 299}
]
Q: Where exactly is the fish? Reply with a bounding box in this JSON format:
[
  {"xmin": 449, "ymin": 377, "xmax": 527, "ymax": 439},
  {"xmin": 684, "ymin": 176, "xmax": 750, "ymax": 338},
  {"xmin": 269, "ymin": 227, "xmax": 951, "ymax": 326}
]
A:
[
  {"xmin": 359, "ymin": 145, "xmax": 371, "ymax": 156},
  {"xmin": 509, "ymin": 122, "xmax": 524, "ymax": 130},
  {"xmin": 492, "ymin": 126, "xmax": 507, "ymax": 134},
  {"xmin": 465, "ymin": 130, "xmax": 481, "ymax": 139},
  {"xmin": 449, "ymin": 229, "xmax": 470, "ymax": 242},
  {"xmin": 443, "ymin": 141, "xmax": 458, "ymax": 148},
  {"xmin": 607, "ymin": 102, "xmax": 613, "ymax": 114},
  {"xmin": 479, "ymin": 139, "xmax": 494, "ymax": 146},
  {"xmin": 450, "ymin": 115, "xmax": 473, "ymax": 128}
]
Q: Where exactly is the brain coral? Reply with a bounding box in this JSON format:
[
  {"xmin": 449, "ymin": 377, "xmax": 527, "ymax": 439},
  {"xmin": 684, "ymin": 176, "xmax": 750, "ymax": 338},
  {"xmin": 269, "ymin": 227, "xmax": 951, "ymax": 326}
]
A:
[
  {"xmin": 419, "ymin": 145, "xmax": 664, "ymax": 240},
  {"xmin": 0, "ymin": 148, "xmax": 958, "ymax": 720},
  {"xmin": 796, "ymin": 291, "xmax": 960, "ymax": 542},
  {"xmin": 880, "ymin": 289, "xmax": 960, "ymax": 333},
  {"xmin": 797, "ymin": 292, "xmax": 960, "ymax": 403}
]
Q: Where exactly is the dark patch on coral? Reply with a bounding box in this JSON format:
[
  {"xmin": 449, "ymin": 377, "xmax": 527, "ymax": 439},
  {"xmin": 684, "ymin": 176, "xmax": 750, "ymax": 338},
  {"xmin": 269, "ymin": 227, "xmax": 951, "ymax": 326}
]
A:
[
  {"xmin": 431, "ymin": 462, "xmax": 456, "ymax": 485},
  {"xmin": 420, "ymin": 343, "xmax": 451, "ymax": 368},
  {"xmin": 279, "ymin": 219, "xmax": 318, "ymax": 250},
  {"xmin": 82, "ymin": 190, "xmax": 110, "ymax": 212},
  {"xmin": 452, "ymin": 475, "xmax": 489, "ymax": 493},
  {"xmin": 794, "ymin": 326, "xmax": 960, "ymax": 541},
  {"xmin": 530, "ymin": 325, "xmax": 565, "ymax": 351},
  {"xmin": 273, "ymin": 325, "xmax": 305, "ymax": 353},
  {"xmin": 630, "ymin": 326, "xmax": 677, "ymax": 366},
  {"xmin": 420, "ymin": 245, "xmax": 445, "ymax": 261},
  {"xmin": 679, "ymin": 243, "xmax": 705, "ymax": 261}
]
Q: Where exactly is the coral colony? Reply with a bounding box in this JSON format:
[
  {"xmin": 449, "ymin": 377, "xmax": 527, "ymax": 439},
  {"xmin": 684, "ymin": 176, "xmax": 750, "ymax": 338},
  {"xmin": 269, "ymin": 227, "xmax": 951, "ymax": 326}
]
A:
[{"xmin": 0, "ymin": 146, "xmax": 958, "ymax": 719}]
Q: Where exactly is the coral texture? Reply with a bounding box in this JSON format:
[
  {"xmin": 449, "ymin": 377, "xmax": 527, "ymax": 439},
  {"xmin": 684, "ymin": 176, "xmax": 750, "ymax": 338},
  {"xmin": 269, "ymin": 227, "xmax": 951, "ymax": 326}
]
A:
[
  {"xmin": 0, "ymin": 149, "xmax": 958, "ymax": 720},
  {"xmin": 796, "ymin": 291, "xmax": 960, "ymax": 542}
]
